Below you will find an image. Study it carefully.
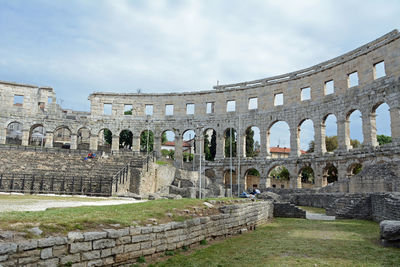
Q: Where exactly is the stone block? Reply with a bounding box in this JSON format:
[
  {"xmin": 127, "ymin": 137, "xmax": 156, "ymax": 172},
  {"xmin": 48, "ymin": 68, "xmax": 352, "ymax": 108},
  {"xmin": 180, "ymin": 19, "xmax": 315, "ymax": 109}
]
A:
[
  {"xmin": 101, "ymin": 248, "xmax": 112, "ymax": 258},
  {"xmin": 40, "ymin": 247, "xmax": 53, "ymax": 259},
  {"xmin": 88, "ymin": 259, "xmax": 103, "ymax": 267},
  {"xmin": 116, "ymin": 235, "xmax": 131, "ymax": 245},
  {"xmin": 84, "ymin": 231, "xmax": 107, "ymax": 241},
  {"xmin": 53, "ymin": 245, "xmax": 68, "ymax": 257},
  {"xmin": 70, "ymin": 241, "xmax": 92, "ymax": 253},
  {"xmin": 18, "ymin": 240, "xmax": 38, "ymax": 251},
  {"xmin": 68, "ymin": 232, "xmax": 84, "ymax": 242},
  {"xmin": 132, "ymin": 234, "xmax": 151, "ymax": 243},
  {"xmin": 60, "ymin": 253, "xmax": 81, "ymax": 264},
  {"xmin": 104, "ymin": 228, "xmax": 129, "ymax": 238},
  {"xmin": 102, "ymin": 256, "xmax": 115, "ymax": 265},
  {"xmin": 0, "ymin": 243, "xmax": 17, "ymax": 255},
  {"xmin": 93, "ymin": 239, "xmax": 116, "ymax": 250},
  {"xmin": 82, "ymin": 250, "xmax": 101, "ymax": 261},
  {"xmin": 140, "ymin": 241, "xmax": 152, "ymax": 250},
  {"xmin": 380, "ymin": 220, "xmax": 400, "ymax": 240},
  {"xmin": 38, "ymin": 258, "xmax": 59, "ymax": 267},
  {"xmin": 124, "ymin": 243, "xmax": 140, "ymax": 253},
  {"xmin": 111, "ymin": 245, "xmax": 124, "ymax": 254}
]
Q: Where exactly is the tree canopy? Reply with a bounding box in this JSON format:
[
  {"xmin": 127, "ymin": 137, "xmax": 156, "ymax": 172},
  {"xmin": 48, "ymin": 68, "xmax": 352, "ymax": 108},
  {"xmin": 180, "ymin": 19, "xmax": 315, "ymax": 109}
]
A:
[{"xmin": 377, "ymin": 134, "xmax": 391, "ymax": 145}]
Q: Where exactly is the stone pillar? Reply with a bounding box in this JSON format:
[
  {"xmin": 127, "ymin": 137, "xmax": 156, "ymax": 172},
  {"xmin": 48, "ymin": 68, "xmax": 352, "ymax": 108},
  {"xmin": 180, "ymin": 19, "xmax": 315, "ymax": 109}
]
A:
[
  {"xmin": 362, "ymin": 113, "xmax": 378, "ymax": 147},
  {"xmin": 390, "ymin": 106, "xmax": 400, "ymax": 144},
  {"xmin": 238, "ymin": 131, "xmax": 245, "ymax": 158},
  {"xmin": 314, "ymin": 122, "xmax": 326, "ymax": 155},
  {"xmin": 337, "ymin": 118, "xmax": 351, "ymax": 151},
  {"xmin": 215, "ymin": 132, "xmax": 224, "ymax": 159},
  {"xmin": 22, "ymin": 130, "xmax": 29, "ymax": 146},
  {"xmin": 174, "ymin": 133, "xmax": 183, "ymax": 168},
  {"xmin": 259, "ymin": 128, "xmax": 267, "ymax": 158},
  {"xmin": 337, "ymin": 164, "xmax": 348, "ymax": 181},
  {"xmin": 266, "ymin": 130, "xmax": 271, "ymax": 157},
  {"xmin": 0, "ymin": 128, "xmax": 6, "ymax": 144},
  {"xmin": 314, "ymin": 167, "xmax": 324, "ymax": 188},
  {"xmin": 44, "ymin": 132, "xmax": 53, "ymax": 148},
  {"xmin": 132, "ymin": 134, "xmax": 141, "ymax": 151},
  {"xmin": 289, "ymin": 125, "xmax": 300, "ymax": 157},
  {"xmin": 70, "ymin": 134, "xmax": 77, "ymax": 150},
  {"xmin": 111, "ymin": 135, "xmax": 119, "ymax": 151},
  {"xmin": 89, "ymin": 135, "xmax": 98, "ymax": 151}
]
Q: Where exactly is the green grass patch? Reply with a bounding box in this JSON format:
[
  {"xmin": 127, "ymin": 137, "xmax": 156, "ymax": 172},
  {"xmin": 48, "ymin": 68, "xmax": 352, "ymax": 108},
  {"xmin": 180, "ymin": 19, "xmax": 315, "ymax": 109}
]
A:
[
  {"xmin": 298, "ymin": 206, "xmax": 326, "ymax": 214},
  {"xmin": 156, "ymin": 160, "xmax": 170, "ymax": 165},
  {"xmin": 0, "ymin": 198, "xmax": 233, "ymax": 235},
  {"xmin": 154, "ymin": 218, "xmax": 400, "ymax": 267}
]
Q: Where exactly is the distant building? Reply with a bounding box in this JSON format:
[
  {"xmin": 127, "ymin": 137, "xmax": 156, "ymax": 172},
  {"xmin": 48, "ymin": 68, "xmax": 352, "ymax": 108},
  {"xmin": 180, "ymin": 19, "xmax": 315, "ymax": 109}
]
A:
[
  {"xmin": 161, "ymin": 139, "xmax": 194, "ymax": 154},
  {"xmin": 270, "ymin": 146, "xmax": 307, "ymax": 158}
]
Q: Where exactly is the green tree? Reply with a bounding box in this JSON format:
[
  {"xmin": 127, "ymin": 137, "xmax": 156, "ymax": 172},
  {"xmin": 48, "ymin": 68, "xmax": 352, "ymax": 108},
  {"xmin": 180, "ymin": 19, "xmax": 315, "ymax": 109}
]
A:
[
  {"xmin": 140, "ymin": 130, "xmax": 154, "ymax": 152},
  {"xmin": 307, "ymin": 140, "xmax": 315, "ymax": 153},
  {"xmin": 270, "ymin": 166, "xmax": 290, "ymax": 181},
  {"xmin": 119, "ymin": 130, "xmax": 132, "ymax": 148},
  {"xmin": 124, "ymin": 109, "xmax": 132, "ymax": 115},
  {"xmin": 350, "ymin": 139, "xmax": 360, "ymax": 148},
  {"xmin": 326, "ymin": 165, "xmax": 338, "ymax": 183},
  {"xmin": 247, "ymin": 168, "xmax": 260, "ymax": 176},
  {"xmin": 377, "ymin": 134, "xmax": 391, "ymax": 145},
  {"xmin": 225, "ymin": 129, "xmax": 237, "ymax": 157},
  {"xmin": 245, "ymin": 127, "xmax": 255, "ymax": 157},
  {"xmin": 204, "ymin": 133, "xmax": 212, "ymax": 161},
  {"xmin": 301, "ymin": 166, "xmax": 314, "ymax": 183},
  {"xmin": 103, "ymin": 129, "xmax": 112, "ymax": 145},
  {"xmin": 161, "ymin": 132, "xmax": 167, "ymax": 144},
  {"xmin": 352, "ymin": 163, "xmax": 362, "ymax": 175},
  {"xmin": 326, "ymin": 136, "xmax": 338, "ymax": 152}
]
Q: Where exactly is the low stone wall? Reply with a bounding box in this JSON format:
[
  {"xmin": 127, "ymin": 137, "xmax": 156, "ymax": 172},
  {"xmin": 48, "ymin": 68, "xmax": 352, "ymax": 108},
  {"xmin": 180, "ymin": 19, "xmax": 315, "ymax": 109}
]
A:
[
  {"xmin": 371, "ymin": 193, "xmax": 400, "ymax": 222},
  {"xmin": 0, "ymin": 201, "xmax": 273, "ymax": 267},
  {"xmin": 273, "ymin": 203, "xmax": 306, "ymax": 218}
]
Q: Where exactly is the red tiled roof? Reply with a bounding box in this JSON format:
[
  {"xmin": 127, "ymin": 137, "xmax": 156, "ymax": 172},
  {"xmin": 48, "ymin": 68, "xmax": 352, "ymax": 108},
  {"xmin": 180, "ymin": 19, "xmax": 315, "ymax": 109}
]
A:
[
  {"xmin": 270, "ymin": 146, "xmax": 307, "ymax": 154},
  {"xmin": 162, "ymin": 141, "xmax": 192, "ymax": 147}
]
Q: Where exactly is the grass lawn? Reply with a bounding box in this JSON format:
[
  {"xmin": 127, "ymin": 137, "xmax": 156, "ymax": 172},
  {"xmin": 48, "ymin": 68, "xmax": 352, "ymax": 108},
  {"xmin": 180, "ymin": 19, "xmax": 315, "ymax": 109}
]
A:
[
  {"xmin": 298, "ymin": 206, "xmax": 326, "ymax": 214},
  {"xmin": 0, "ymin": 198, "xmax": 231, "ymax": 236},
  {"xmin": 153, "ymin": 218, "xmax": 400, "ymax": 267}
]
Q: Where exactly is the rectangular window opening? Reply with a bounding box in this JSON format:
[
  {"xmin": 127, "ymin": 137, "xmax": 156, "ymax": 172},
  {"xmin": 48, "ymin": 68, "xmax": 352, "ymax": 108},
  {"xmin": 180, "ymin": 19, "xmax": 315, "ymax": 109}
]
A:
[
  {"xmin": 325, "ymin": 80, "xmax": 334, "ymax": 95},
  {"xmin": 145, "ymin": 104, "xmax": 153, "ymax": 116},
  {"xmin": 165, "ymin": 104, "xmax": 174, "ymax": 116},
  {"xmin": 103, "ymin": 103, "xmax": 112, "ymax": 115},
  {"xmin": 14, "ymin": 95, "xmax": 24, "ymax": 106},
  {"xmin": 274, "ymin": 93, "xmax": 283, "ymax": 106},
  {"xmin": 348, "ymin": 71, "xmax": 359, "ymax": 88},
  {"xmin": 47, "ymin": 97, "xmax": 52, "ymax": 104},
  {"xmin": 186, "ymin": 103, "xmax": 195, "ymax": 115},
  {"xmin": 301, "ymin": 87, "xmax": 311, "ymax": 101},
  {"xmin": 248, "ymin": 97, "xmax": 258, "ymax": 110},
  {"xmin": 206, "ymin": 102, "xmax": 214, "ymax": 114},
  {"xmin": 124, "ymin": 104, "xmax": 133, "ymax": 115},
  {"xmin": 374, "ymin": 61, "xmax": 386, "ymax": 79},
  {"xmin": 226, "ymin": 100, "xmax": 236, "ymax": 112}
]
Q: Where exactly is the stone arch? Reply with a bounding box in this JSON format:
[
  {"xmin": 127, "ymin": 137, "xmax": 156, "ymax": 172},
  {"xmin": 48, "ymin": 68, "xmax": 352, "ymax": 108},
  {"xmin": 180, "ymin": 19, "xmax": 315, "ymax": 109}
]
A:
[
  {"xmin": 298, "ymin": 118, "xmax": 314, "ymax": 154},
  {"xmin": 203, "ymin": 128, "xmax": 216, "ymax": 161},
  {"xmin": 119, "ymin": 129, "xmax": 133, "ymax": 149},
  {"xmin": 223, "ymin": 168, "xmax": 237, "ymax": 187},
  {"xmin": 322, "ymin": 113, "xmax": 338, "ymax": 152},
  {"xmin": 372, "ymin": 102, "xmax": 391, "ymax": 146},
  {"xmin": 346, "ymin": 109, "xmax": 363, "ymax": 147},
  {"xmin": 224, "ymin": 128, "xmax": 237, "ymax": 158},
  {"xmin": 244, "ymin": 168, "xmax": 260, "ymax": 190},
  {"xmin": 6, "ymin": 121, "xmax": 23, "ymax": 145},
  {"xmin": 298, "ymin": 165, "xmax": 315, "ymax": 188},
  {"xmin": 244, "ymin": 125, "xmax": 260, "ymax": 158},
  {"xmin": 77, "ymin": 127, "xmax": 90, "ymax": 150},
  {"xmin": 347, "ymin": 162, "xmax": 362, "ymax": 177},
  {"xmin": 53, "ymin": 126, "xmax": 72, "ymax": 149},
  {"xmin": 29, "ymin": 124, "xmax": 46, "ymax": 147},
  {"xmin": 98, "ymin": 128, "xmax": 112, "ymax": 151},
  {"xmin": 267, "ymin": 164, "xmax": 290, "ymax": 189},
  {"xmin": 160, "ymin": 129, "xmax": 175, "ymax": 158},
  {"xmin": 267, "ymin": 120, "xmax": 290, "ymax": 157},
  {"xmin": 323, "ymin": 163, "xmax": 338, "ymax": 184},
  {"xmin": 182, "ymin": 129, "xmax": 195, "ymax": 162}
]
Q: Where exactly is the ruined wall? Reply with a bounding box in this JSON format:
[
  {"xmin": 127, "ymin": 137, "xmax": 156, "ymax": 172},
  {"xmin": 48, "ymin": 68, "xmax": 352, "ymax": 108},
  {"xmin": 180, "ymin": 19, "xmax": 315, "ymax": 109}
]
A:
[{"xmin": 0, "ymin": 201, "xmax": 273, "ymax": 267}]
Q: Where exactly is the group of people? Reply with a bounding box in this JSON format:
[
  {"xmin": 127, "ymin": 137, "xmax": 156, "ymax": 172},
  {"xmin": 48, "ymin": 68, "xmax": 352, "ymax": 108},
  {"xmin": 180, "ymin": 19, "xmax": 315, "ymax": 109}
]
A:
[
  {"xmin": 240, "ymin": 185, "xmax": 261, "ymax": 199},
  {"xmin": 84, "ymin": 152, "xmax": 96, "ymax": 160}
]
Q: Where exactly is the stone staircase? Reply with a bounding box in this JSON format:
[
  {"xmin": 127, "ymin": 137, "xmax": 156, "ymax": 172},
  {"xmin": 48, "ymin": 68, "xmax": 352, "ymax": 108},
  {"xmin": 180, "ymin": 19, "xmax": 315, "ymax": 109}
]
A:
[{"xmin": 0, "ymin": 148, "xmax": 147, "ymax": 196}]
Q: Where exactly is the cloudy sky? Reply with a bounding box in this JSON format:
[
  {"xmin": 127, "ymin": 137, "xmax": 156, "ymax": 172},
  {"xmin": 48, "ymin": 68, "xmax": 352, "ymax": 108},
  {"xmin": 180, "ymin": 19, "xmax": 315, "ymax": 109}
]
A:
[{"xmin": 0, "ymin": 0, "xmax": 398, "ymax": 150}]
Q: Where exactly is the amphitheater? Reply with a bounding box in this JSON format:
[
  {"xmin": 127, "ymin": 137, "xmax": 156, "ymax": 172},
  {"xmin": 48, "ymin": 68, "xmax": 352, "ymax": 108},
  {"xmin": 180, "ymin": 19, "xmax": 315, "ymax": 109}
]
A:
[{"xmin": 0, "ymin": 29, "xmax": 400, "ymax": 266}]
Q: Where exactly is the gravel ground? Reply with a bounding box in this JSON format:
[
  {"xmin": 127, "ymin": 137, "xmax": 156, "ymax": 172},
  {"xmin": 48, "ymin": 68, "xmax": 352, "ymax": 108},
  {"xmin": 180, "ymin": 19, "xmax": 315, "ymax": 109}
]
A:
[{"xmin": 0, "ymin": 193, "xmax": 146, "ymax": 212}]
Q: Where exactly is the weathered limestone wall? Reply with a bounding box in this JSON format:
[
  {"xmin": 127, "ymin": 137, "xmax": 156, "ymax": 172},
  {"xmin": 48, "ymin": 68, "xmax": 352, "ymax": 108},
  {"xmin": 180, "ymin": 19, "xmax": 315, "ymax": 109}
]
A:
[{"xmin": 0, "ymin": 201, "xmax": 273, "ymax": 267}]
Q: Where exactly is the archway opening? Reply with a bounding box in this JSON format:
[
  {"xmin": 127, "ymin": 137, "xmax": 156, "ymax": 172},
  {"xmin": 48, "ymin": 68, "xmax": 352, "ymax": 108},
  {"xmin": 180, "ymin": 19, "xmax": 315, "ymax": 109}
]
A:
[
  {"xmin": 299, "ymin": 166, "xmax": 315, "ymax": 188},
  {"xmin": 245, "ymin": 126, "xmax": 260, "ymax": 157},
  {"xmin": 323, "ymin": 114, "xmax": 338, "ymax": 152},
  {"xmin": 268, "ymin": 121, "xmax": 290, "ymax": 157},
  {"xmin": 140, "ymin": 130, "xmax": 154, "ymax": 152},
  {"xmin": 223, "ymin": 169, "xmax": 237, "ymax": 188},
  {"xmin": 348, "ymin": 163, "xmax": 362, "ymax": 177},
  {"xmin": 119, "ymin": 129, "xmax": 133, "ymax": 149},
  {"xmin": 204, "ymin": 128, "xmax": 216, "ymax": 161},
  {"xmin": 268, "ymin": 165, "xmax": 290, "ymax": 188},
  {"xmin": 324, "ymin": 164, "xmax": 338, "ymax": 184},
  {"xmin": 29, "ymin": 124, "xmax": 46, "ymax": 147},
  {"xmin": 348, "ymin": 110, "xmax": 363, "ymax": 148},
  {"xmin": 53, "ymin": 126, "xmax": 72, "ymax": 149},
  {"xmin": 299, "ymin": 119, "xmax": 314, "ymax": 154},
  {"xmin": 77, "ymin": 127, "xmax": 90, "ymax": 150},
  {"xmin": 245, "ymin": 168, "xmax": 260, "ymax": 191},
  {"xmin": 374, "ymin": 103, "xmax": 391, "ymax": 146},
  {"xmin": 6, "ymin": 122, "xmax": 22, "ymax": 145},
  {"xmin": 98, "ymin": 128, "xmax": 112, "ymax": 151},
  {"xmin": 182, "ymin": 130, "xmax": 195, "ymax": 162},
  {"xmin": 224, "ymin": 128, "xmax": 237, "ymax": 158},
  {"xmin": 161, "ymin": 130, "xmax": 175, "ymax": 159}
]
